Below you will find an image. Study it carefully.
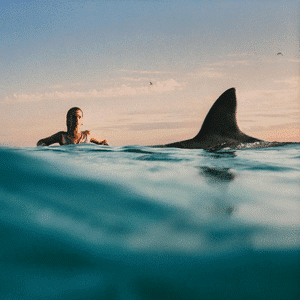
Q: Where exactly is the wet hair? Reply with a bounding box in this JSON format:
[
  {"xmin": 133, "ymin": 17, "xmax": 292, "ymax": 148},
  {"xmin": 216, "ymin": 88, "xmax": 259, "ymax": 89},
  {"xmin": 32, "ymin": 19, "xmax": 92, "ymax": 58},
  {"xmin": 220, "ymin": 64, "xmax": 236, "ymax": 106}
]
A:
[{"xmin": 66, "ymin": 107, "xmax": 83, "ymax": 131}]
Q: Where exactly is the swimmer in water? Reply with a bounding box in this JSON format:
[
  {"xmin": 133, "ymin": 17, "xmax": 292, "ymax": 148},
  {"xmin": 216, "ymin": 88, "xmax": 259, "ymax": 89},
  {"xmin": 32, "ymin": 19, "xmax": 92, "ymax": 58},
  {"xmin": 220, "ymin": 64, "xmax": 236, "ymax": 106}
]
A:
[{"xmin": 37, "ymin": 107, "xmax": 109, "ymax": 146}]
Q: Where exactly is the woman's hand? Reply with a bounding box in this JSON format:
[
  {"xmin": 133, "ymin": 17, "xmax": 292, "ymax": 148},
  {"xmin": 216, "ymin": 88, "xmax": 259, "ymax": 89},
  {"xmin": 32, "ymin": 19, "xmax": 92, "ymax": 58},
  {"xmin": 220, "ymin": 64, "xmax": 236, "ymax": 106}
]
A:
[
  {"xmin": 89, "ymin": 131, "xmax": 109, "ymax": 145},
  {"xmin": 37, "ymin": 140, "xmax": 47, "ymax": 146}
]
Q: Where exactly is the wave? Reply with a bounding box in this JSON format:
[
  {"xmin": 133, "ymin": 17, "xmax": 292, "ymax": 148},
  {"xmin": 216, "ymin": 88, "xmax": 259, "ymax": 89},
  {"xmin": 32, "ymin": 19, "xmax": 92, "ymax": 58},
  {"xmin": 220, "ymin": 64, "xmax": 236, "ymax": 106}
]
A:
[{"xmin": 1, "ymin": 146, "xmax": 299, "ymax": 299}]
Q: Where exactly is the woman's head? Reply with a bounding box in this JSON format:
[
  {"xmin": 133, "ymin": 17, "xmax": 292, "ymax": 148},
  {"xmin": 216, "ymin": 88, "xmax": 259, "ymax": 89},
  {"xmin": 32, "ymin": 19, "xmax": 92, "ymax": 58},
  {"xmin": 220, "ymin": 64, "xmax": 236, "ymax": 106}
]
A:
[{"xmin": 66, "ymin": 107, "xmax": 83, "ymax": 131}]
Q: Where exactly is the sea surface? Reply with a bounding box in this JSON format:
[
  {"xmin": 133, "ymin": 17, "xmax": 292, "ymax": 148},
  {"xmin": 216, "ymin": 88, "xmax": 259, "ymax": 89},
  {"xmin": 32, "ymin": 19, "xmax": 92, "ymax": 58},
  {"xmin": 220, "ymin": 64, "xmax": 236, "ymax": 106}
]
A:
[{"xmin": 1, "ymin": 143, "xmax": 299, "ymax": 300}]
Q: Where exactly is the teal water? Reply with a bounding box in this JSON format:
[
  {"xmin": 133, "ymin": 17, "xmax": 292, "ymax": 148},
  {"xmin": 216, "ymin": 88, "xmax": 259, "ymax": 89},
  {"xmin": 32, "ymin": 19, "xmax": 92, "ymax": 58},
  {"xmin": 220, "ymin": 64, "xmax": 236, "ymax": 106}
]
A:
[{"xmin": 1, "ymin": 144, "xmax": 299, "ymax": 299}]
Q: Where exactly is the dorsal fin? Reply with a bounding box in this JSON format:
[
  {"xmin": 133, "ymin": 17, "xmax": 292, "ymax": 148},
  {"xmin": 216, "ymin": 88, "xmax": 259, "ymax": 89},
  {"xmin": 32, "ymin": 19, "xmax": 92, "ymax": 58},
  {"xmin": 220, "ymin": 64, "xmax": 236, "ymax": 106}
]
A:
[
  {"xmin": 194, "ymin": 88, "xmax": 243, "ymax": 140},
  {"xmin": 161, "ymin": 87, "xmax": 262, "ymax": 149}
]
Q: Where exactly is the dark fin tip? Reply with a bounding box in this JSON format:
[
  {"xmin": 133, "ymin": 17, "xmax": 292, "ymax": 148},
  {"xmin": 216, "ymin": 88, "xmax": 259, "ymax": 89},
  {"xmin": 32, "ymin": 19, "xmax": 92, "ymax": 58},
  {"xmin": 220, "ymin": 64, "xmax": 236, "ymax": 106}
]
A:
[{"xmin": 194, "ymin": 87, "xmax": 241, "ymax": 139}]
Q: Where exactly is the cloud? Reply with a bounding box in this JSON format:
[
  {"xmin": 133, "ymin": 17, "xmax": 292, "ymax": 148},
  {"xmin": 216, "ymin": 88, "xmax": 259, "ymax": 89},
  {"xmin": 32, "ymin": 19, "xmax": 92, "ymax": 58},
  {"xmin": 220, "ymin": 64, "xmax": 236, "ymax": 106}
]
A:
[
  {"xmin": 248, "ymin": 122, "xmax": 300, "ymax": 132},
  {"xmin": 121, "ymin": 77, "xmax": 148, "ymax": 82},
  {"xmin": 2, "ymin": 79, "xmax": 183, "ymax": 103},
  {"xmin": 274, "ymin": 76, "xmax": 299, "ymax": 87},
  {"xmin": 119, "ymin": 69, "xmax": 172, "ymax": 74},
  {"xmin": 126, "ymin": 109, "xmax": 172, "ymax": 116},
  {"xmin": 149, "ymin": 79, "xmax": 183, "ymax": 92},
  {"xmin": 127, "ymin": 121, "xmax": 195, "ymax": 131},
  {"xmin": 225, "ymin": 53, "xmax": 254, "ymax": 58},
  {"xmin": 209, "ymin": 60, "xmax": 250, "ymax": 67},
  {"xmin": 49, "ymin": 84, "xmax": 64, "ymax": 89},
  {"xmin": 96, "ymin": 121, "xmax": 196, "ymax": 131},
  {"xmin": 71, "ymin": 83, "xmax": 85, "ymax": 86},
  {"xmin": 188, "ymin": 67, "xmax": 224, "ymax": 79},
  {"xmin": 238, "ymin": 76, "xmax": 300, "ymax": 107},
  {"xmin": 254, "ymin": 111, "xmax": 299, "ymax": 118},
  {"xmin": 287, "ymin": 58, "xmax": 300, "ymax": 63}
]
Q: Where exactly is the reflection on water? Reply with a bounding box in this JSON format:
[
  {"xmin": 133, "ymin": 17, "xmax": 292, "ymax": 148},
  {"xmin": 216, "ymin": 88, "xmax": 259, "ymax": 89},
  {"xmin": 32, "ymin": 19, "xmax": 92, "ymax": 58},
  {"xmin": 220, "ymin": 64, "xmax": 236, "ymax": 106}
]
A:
[
  {"xmin": 197, "ymin": 166, "xmax": 236, "ymax": 217},
  {"xmin": 199, "ymin": 167, "xmax": 236, "ymax": 184}
]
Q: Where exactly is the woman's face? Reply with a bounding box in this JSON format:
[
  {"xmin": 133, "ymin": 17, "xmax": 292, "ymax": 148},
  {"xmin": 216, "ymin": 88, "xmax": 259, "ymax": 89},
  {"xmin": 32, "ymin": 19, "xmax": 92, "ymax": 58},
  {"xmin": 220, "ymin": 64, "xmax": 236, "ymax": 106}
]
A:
[{"xmin": 70, "ymin": 110, "xmax": 83, "ymax": 128}]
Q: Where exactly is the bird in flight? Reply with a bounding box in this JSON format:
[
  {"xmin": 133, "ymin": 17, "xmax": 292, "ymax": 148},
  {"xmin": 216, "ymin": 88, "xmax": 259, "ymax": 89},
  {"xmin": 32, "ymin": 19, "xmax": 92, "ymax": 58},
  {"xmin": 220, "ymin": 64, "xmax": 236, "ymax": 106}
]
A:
[{"xmin": 277, "ymin": 52, "xmax": 283, "ymax": 56}]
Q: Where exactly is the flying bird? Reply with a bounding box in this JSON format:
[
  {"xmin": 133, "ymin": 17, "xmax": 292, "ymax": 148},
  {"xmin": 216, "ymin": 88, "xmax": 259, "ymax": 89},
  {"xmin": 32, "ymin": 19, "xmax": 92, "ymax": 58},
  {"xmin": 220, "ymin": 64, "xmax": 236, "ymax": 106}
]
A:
[{"xmin": 277, "ymin": 52, "xmax": 283, "ymax": 56}]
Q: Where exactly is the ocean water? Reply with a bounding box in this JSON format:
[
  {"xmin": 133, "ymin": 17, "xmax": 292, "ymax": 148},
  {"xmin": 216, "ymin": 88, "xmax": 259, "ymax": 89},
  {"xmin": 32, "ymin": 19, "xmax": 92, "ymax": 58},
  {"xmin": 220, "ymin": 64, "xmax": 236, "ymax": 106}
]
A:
[{"xmin": 1, "ymin": 143, "xmax": 299, "ymax": 300}]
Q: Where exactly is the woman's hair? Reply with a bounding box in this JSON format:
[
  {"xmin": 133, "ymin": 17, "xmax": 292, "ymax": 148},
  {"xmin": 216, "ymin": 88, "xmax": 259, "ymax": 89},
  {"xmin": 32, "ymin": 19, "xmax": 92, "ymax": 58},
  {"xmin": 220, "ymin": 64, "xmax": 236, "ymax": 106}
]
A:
[{"xmin": 66, "ymin": 107, "xmax": 83, "ymax": 131}]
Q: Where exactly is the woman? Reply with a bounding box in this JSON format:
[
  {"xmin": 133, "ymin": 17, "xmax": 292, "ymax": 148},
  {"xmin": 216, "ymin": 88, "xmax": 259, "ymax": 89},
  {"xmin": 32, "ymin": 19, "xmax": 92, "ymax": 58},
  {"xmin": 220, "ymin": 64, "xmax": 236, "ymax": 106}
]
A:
[{"xmin": 37, "ymin": 107, "xmax": 109, "ymax": 146}]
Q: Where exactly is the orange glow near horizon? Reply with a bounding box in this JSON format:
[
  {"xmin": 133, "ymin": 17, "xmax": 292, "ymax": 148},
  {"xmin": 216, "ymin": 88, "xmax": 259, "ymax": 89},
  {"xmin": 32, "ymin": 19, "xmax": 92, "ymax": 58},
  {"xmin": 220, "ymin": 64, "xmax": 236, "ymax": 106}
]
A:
[{"xmin": 252, "ymin": 128, "xmax": 300, "ymax": 143}]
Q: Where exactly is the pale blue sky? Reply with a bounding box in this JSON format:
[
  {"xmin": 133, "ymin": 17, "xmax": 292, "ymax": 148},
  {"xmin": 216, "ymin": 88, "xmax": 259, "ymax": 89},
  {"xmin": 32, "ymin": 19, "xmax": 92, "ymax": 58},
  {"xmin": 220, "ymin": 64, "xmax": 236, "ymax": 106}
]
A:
[{"xmin": 0, "ymin": 0, "xmax": 299, "ymax": 146}]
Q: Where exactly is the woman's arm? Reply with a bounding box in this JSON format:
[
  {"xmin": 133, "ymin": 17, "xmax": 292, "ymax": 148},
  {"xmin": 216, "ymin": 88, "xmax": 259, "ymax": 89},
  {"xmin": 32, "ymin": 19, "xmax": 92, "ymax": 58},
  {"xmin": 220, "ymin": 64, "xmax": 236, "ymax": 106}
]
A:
[
  {"xmin": 88, "ymin": 131, "xmax": 109, "ymax": 145},
  {"xmin": 37, "ymin": 132, "xmax": 63, "ymax": 146}
]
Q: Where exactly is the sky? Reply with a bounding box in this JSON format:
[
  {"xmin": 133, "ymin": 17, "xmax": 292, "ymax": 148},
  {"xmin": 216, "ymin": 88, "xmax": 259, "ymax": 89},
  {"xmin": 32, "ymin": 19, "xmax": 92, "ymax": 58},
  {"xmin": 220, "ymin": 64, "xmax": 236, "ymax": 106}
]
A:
[{"xmin": 0, "ymin": 0, "xmax": 299, "ymax": 147}]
